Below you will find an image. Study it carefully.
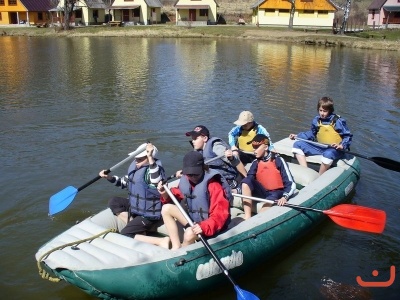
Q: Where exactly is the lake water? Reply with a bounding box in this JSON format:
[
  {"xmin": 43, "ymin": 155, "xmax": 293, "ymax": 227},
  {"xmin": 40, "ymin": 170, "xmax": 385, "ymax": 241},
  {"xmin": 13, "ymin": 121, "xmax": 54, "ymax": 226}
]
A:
[{"xmin": 0, "ymin": 36, "xmax": 399, "ymax": 299}]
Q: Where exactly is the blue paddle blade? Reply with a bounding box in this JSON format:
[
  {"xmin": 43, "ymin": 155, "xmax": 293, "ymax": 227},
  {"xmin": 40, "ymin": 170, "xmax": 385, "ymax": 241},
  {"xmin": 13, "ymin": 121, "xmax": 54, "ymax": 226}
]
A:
[
  {"xmin": 235, "ymin": 285, "xmax": 260, "ymax": 300},
  {"xmin": 49, "ymin": 186, "xmax": 78, "ymax": 216}
]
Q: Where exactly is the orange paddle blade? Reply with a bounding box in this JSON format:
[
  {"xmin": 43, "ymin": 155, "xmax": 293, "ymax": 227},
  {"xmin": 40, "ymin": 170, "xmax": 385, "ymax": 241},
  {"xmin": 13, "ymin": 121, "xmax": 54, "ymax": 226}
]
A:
[{"xmin": 324, "ymin": 204, "xmax": 386, "ymax": 234}]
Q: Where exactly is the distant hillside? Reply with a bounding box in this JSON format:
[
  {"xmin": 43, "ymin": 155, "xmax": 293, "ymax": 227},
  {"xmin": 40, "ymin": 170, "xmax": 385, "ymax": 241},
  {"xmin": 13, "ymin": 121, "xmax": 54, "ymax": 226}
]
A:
[{"xmin": 160, "ymin": 0, "xmax": 373, "ymax": 24}]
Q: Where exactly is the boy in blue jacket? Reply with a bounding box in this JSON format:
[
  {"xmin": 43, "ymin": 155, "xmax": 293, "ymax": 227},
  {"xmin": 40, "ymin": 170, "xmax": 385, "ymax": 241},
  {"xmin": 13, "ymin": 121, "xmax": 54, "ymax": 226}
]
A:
[{"xmin": 289, "ymin": 97, "xmax": 352, "ymax": 175}]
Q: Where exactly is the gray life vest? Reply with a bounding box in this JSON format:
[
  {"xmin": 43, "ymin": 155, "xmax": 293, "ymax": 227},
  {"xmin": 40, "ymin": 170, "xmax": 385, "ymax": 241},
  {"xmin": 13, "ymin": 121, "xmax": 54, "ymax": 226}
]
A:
[
  {"xmin": 178, "ymin": 169, "xmax": 232, "ymax": 223},
  {"xmin": 127, "ymin": 160, "xmax": 164, "ymax": 220},
  {"xmin": 202, "ymin": 137, "xmax": 238, "ymax": 181}
]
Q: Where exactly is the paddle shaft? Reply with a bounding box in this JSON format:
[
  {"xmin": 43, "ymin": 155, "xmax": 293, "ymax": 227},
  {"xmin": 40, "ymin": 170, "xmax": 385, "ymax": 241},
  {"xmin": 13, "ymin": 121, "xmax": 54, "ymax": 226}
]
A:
[
  {"xmin": 166, "ymin": 154, "xmax": 227, "ymax": 182},
  {"xmin": 295, "ymin": 137, "xmax": 400, "ymax": 172},
  {"xmin": 232, "ymin": 193, "xmax": 386, "ymax": 233},
  {"xmin": 233, "ymin": 193, "xmax": 327, "ymax": 213},
  {"xmin": 77, "ymin": 144, "xmax": 147, "ymax": 192},
  {"xmin": 164, "ymin": 185, "xmax": 237, "ymax": 287}
]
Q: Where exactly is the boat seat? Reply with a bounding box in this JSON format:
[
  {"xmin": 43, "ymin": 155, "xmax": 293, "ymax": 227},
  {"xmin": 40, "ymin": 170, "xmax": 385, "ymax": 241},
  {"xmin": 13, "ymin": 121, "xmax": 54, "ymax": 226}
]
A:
[
  {"xmin": 274, "ymin": 137, "xmax": 323, "ymax": 165},
  {"xmin": 231, "ymin": 161, "xmax": 319, "ymax": 214}
]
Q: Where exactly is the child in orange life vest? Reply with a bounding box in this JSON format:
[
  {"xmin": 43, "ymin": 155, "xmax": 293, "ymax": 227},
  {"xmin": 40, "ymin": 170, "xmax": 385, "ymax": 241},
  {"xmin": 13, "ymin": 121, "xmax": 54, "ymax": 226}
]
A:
[
  {"xmin": 240, "ymin": 134, "xmax": 296, "ymax": 220},
  {"xmin": 289, "ymin": 97, "xmax": 352, "ymax": 175}
]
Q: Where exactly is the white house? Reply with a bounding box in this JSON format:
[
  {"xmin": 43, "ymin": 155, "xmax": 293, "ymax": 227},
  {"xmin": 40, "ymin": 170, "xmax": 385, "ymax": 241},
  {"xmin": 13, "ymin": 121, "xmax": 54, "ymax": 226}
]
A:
[{"xmin": 174, "ymin": 0, "xmax": 219, "ymax": 26}]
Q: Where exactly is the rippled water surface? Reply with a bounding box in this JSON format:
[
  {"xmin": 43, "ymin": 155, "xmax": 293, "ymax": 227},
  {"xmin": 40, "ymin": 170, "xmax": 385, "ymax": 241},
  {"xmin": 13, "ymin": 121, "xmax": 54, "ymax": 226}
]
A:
[{"xmin": 1, "ymin": 36, "xmax": 399, "ymax": 299}]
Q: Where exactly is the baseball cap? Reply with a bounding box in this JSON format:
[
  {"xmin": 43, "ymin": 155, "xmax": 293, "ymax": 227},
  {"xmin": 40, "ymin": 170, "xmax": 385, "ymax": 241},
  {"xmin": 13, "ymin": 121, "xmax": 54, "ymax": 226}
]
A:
[
  {"xmin": 246, "ymin": 134, "xmax": 270, "ymax": 146},
  {"xmin": 185, "ymin": 125, "xmax": 210, "ymax": 138},
  {"xmin": 182, "ymin": 151, "xmax": 204, "ymax": 175},
  {"xmin": 129, "ymin": 143, "xmax": 158, "ymax": 159},
  {"xmin": 234, "ymin": 111, "xmax": 254, "ymax": 126}
]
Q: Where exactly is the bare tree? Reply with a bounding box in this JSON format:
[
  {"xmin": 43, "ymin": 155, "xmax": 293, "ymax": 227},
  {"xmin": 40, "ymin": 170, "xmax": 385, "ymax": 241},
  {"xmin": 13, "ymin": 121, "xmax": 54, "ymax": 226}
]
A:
[
  {"xmin": 49, "ymin": 0, "xmax": 76, "ymax": 30},
  {"xmin": 339, "ymin": 0, "xmax": 352, "ymax": 34},
  {"xmin": 286, "ymin": 0, "xmax": 295, "ymax": 29},
  {"xmin": 102, "ymin": 0, "xmax": 114, "ymax": 22}
]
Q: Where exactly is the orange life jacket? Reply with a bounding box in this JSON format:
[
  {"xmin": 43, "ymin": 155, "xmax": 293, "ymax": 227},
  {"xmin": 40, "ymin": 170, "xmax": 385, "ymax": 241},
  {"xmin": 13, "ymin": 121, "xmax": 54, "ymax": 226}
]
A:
[{"xmin": 256, "ymin": 159, "xmax": 284, "ymax": 191}]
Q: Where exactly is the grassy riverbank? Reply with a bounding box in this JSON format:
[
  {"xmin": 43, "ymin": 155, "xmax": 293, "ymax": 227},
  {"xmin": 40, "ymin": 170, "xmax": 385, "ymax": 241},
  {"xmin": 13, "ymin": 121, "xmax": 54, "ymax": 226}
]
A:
[{"xmin": 1, "ymin": 25, "xmax": 399, "ymax": 51}]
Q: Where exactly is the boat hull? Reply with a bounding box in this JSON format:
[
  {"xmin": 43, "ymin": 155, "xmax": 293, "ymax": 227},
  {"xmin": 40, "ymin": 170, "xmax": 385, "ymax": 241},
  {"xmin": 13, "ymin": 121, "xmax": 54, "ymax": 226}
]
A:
[{"xmin": 36, "ymin": 140, "xmax": 361, "ymax": 299}]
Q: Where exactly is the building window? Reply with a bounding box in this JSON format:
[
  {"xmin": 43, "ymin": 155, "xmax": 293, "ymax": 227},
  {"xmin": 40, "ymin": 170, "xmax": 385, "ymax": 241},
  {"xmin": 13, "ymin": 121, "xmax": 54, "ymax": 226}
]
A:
[
  {"xmin": 8, "ymin": 0, "xmax": 17, "ymax": 5},
  {"xmin": 75, "ymin": 9, "xmax": 82, "ymax": 18},
  {"xmin": 199, "ymin": 9, "xmax": 208, "ymax": 17},
  {"xmin": 133, "ymin": 7, "xmax": 140, "ymax": 17},
  {"xmin": 0, "ymin": 0, "xmax": 4, "ymax": 6},
  {"xmin": 38, "ymin": 12, "xmax": 43, "ymax": 21},
  {"xmin": 0, "ymin": 12, "xmax": 2, "ymax": 20}
]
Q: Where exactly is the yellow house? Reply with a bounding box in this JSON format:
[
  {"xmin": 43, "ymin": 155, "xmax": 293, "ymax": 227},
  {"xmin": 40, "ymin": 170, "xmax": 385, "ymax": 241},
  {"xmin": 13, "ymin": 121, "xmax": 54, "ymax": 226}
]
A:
[
  {"xmin": 0, "ymin": 0, "xmax": 52, "ymax": 25},
  {"xmin": 110, "ymin": 0, "xmax": 163, "ymax": 25},
  {"xmin": 251, "ymin": 0, "xmax": 337, "ymax": 27},
  {"xmin": 174, "ymin": 0, "xmax": 219, "ymax": 26}
]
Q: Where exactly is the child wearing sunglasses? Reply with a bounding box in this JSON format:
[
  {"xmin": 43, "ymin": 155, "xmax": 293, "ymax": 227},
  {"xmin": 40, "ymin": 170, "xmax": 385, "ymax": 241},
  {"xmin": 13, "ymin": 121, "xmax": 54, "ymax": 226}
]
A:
[{"xmin": 239, "ymin": 134, "xmax": 296, "ymax": 219}]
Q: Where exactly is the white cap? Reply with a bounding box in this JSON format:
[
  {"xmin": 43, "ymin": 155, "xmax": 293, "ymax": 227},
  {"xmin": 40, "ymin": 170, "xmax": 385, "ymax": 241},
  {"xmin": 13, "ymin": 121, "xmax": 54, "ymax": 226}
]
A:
[
  {"xmin": 234, "ymin": 111, "xmax": 254, "ymax": 126},
  {"xmin": 129, "ymin": 143, "xmax": 158, "ymax": 159}
]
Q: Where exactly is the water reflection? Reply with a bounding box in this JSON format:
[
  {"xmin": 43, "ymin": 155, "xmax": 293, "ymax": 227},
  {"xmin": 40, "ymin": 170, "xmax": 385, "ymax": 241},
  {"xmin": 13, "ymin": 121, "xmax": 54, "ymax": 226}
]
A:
[{"xmin": 0, "ymin": 36, "xmax": 399, "ymax": 300}]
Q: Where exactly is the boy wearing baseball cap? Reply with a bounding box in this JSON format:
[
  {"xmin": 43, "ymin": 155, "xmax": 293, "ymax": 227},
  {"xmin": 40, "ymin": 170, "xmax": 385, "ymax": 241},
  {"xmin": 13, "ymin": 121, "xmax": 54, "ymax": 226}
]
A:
[
  {"xmin": 184, "ymin": 125, "xmax": 244, "ymax": 189},
  {"xmin": 157, "ymin": 151, "xmax": 232, "ymax": 249},
  {"xmin": 228, "ymin": 111, "xmax": 274, "ymax": 175},
  {"xmin": 240, "ymin": 134, "xmax": 296, "ymax": 219}
]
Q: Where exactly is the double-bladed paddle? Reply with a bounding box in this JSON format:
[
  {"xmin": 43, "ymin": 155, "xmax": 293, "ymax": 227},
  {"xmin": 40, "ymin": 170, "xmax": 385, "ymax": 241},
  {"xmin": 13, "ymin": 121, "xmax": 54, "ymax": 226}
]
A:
[
  {"xmin": 295, "ymin": 137, "xmax": 400, "ymax": 172},
  {"xmin": 164, "ymin": 185, "xmax": 260, "ymax": 300},
  {"xmin": 233, "ymin": 193, "xmax": 386, "ymax": 234},
  {"xmin": 48, "ymin": 144, "xmax": 147, "ymax": 216}
]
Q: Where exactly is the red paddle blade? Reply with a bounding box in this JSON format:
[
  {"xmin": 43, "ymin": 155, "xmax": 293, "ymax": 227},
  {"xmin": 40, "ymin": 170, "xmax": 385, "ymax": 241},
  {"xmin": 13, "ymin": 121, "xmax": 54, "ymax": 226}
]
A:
[{"xmin": 323, "ymin": 204, "xmax": 386, "ymax": 234}]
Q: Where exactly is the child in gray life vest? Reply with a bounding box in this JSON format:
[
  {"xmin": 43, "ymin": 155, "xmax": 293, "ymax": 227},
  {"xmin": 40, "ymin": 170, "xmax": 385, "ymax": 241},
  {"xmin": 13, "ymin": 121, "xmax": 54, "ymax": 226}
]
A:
[
  {"xmin": 289, "ymin": 97, "xmax": 352, "ymax": 175},
  {"xmin": 98, "ymin": 142, "xmax": 170, "ymax": 248},
  {"xmin": 239, "ymin": 134, "xmax": 296, "ymax": 220}
]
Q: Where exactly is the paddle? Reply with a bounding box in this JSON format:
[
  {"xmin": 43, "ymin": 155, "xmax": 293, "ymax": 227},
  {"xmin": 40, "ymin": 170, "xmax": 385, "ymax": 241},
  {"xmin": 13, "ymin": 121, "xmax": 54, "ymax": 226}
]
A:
[
  {"xmin": 232, "ymin": 193, "xmax": 386, "ymax": 234},
  {"xmin": 163, "ymin": 185, "xmax": 260, "ymax": 300},
  {"xmin": 48, "ymin": 144, "xmax": 147, "ymax": 216},
  {"xmin": 295, "ymin": 137, "xmax": 400, "ymax": 172}
]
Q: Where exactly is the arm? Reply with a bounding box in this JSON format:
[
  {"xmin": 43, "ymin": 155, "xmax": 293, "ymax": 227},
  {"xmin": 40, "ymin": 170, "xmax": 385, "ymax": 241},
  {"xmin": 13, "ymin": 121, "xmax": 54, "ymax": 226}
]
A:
[
  {"xmin": 334, "ymin": 118, "xmax": 352, "ymax": 150},
  {"xmin": 256, "ymin": 124, "xmax": 275, "ymax": 150},
  {"xmin": 276, "ymin": 157, "xmax": 296, "ymax": 202},
  {"xmin": 157, "ymin": 183, "xmax": 183, "ymax": 204},
  {"xmin": 99, "ymin": 170, "xmax": 129, "ymax": 189},
  {"xmin": 198, "ymin": 179, "xmax": 230, "ymax": 237},
  {"xmin": 213, "ymin": 141, "xmax": 240, "ymax": 167},
  {"xmin": 228, "ymin": 126, "xmax": 241, "ymax": 148},
  {"xmin": 246, "ymin": 161, "xmax": 258, "ymax": 181}
]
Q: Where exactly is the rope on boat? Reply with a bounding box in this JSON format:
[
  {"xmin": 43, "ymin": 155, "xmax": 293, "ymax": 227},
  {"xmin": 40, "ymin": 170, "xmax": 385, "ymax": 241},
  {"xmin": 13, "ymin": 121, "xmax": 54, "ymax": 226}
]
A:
[{"xmin": 37, "ymin": 228, "xmax": 116, "ymax": 282}]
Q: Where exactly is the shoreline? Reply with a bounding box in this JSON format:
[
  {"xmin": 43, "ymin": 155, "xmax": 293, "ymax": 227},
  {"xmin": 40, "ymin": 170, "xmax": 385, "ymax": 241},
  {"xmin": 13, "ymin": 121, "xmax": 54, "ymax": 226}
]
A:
[{"xmin": 1, "ymin": 25, "xmax": 399, "ymax": 51}]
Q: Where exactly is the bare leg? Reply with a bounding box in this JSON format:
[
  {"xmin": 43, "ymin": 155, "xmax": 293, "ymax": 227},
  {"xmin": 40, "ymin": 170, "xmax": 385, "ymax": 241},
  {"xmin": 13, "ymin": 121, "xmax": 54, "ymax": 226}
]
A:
[
  {"xmin": 259, "ymin": 203, "xmax": 273, "ymax": 212},
  {"xmin": 235, "ymin": 161, "xmax": 247, "ymax": 178},
  {"xmin": 117, "ymin": 211, "xmax": 131, "ymax": 224},
  {"xmin": 295, "ymin": 153, "xmax": 308, "ymax": 167},
  {"xmin": 161, "ymin": 204, "xmax": 188, "ymax": 250},
  {"xmin": 182, "ymin": 228, "xmax": 197, "ymax": 247},
  {"xmin": 241, "ymin": 183, "xmax": 253, "ymax": 220},
  {"xmin": 319, "ymin": 163, "xmax": 331, "ymax": 175},
  {"xmin": 134, "ymin": 234, "xmax": 170, "ymax": 249}
]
